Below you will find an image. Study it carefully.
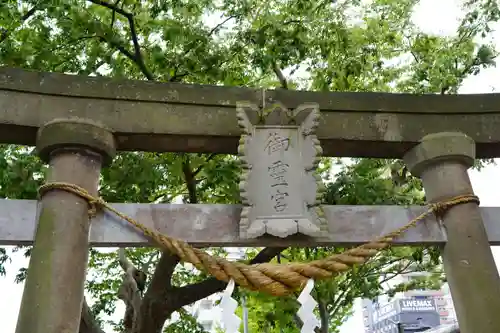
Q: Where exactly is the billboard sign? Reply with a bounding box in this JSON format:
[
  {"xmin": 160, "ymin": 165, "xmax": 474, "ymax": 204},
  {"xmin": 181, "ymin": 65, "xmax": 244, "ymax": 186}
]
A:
[
  {"xmin": 399, "ymin": 311, "xmax": 441, "ymax": 331},
  {"xmin": 399, "ymin": 298, "xmax": 437, "ymax": 312},
  {"xmin": 372, "ymin": 302, "xmax": 397, "ymax": 324}
]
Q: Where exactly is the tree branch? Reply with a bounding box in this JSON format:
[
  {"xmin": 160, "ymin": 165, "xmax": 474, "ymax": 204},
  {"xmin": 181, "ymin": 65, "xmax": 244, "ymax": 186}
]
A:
[
  {"xmin": 440, "ymin": 59, "xmax": 479, "ymax": 94},
  {"xmin": 377, "ymin": 260, "xmax": 414, "ymax": 286},
  {"xmin": 328, "ymin": 285, "xmax": 352, "ymax": 320},
  {"xmin": 272, "ymin": 62, "xmax": 289, "ymax": 89},
  {"xmin": 79, "ymin": 298, "xmax": 106, "ymax": 333},
  {"xmin": 209, "ymin": 15, "xmax": 239, "ymax": 35},
  {"xmin": 135, "ymin": 251, "xmax": 180, "ymax": 333},
  {"xmin": 146, "ymin": 251, "xmax": 180, "ymax": 294},
  {"xmin": 117, "ymin": 249, "xmax": 147, "ymax": 332},
  {"xmin": 166, "ymin": 15, "xmax": 237, "ymax": 82},
  {"xmin": 87, "ymin": 0, "xmax": 154, "ymax": 80},
  {"xmin": 80, "ymin": 250, "xmax": 152, "ymax": 333},
  {"xmin": 362, "ymin": 256, "xmax": 412, "ymax": 279},
  {"xmin": 182, "ymin": 155, "xmax": 199, "ymax": 204},
  {"xmin": 0, "ymin": 6, "xmax": 38, "ymax": 43},
  {"xmin": 192, "ymin": 154, "xmax": 217, "ymax": 177},
  {"xmin": 293, "ymin": 312, "xmax": 322, "ymax": 333},
  {"xmin": 109, "ymin": 0, "xmax": 123, "ymax": 27}
]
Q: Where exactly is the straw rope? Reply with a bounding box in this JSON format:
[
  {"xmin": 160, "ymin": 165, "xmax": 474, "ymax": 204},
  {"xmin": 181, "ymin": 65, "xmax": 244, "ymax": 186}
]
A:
[{"xmin": 39, "ymin": 182, "xmax": 479, "ymax": 296}]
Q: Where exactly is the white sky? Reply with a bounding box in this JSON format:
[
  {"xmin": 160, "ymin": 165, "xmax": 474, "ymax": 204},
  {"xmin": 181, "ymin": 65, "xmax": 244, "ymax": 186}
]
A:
[{"xmin": 1, "ymin": 0, "xmax": 500, "ymax": 332}]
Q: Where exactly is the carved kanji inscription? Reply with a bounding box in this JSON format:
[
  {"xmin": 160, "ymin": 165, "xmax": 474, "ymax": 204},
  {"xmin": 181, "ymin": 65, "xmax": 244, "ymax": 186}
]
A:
[{"xmin": 237, "ymin": 101, "xmax": 326, "ymax": 239}]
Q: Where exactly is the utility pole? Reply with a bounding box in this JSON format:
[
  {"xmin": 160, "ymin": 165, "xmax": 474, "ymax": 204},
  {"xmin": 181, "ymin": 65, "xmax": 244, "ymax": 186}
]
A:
[{"xmin": 242, "ymin": 294, "xmax": 249, "ymax": 333}]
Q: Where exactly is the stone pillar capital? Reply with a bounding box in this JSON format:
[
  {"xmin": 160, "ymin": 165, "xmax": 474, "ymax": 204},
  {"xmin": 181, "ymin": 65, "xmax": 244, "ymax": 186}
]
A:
[
  {"xmin": 36, "ymin": 118, "xmax": 116, "ymax": 166},
  {"xmin": 403, "ymin": 132, "xmax": 475, "ymax": 177}
]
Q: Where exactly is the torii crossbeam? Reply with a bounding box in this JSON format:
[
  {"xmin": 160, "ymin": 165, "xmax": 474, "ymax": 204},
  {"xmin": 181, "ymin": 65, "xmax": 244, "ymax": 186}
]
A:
[
  {"xmin": 1, "ymin": 67, "xmax": 500, "ymax": 158},
  {"xmin": 1, "ymin": 199, "xmax": 500, "ymax": 247}
]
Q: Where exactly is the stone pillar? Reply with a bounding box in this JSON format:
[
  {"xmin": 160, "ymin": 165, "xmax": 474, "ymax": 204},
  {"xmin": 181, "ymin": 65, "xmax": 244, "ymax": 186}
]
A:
[
  {"xmin": 404, "ymin": 132, "xmax": 500, "ymax": 333},
  {"xmin": 15, "ymin": 119, "xmax": 115, "ymax": 333}
]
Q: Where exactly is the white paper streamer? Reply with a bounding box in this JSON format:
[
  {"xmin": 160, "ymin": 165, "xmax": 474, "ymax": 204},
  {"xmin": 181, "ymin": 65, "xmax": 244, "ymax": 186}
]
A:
[
  {"xmin": 297, "ymin": 279, "xmax": 320, "ymax": 333},
  {"xmin": 220, "ymin": 279, "xmax": 241, "ymax": 333}
]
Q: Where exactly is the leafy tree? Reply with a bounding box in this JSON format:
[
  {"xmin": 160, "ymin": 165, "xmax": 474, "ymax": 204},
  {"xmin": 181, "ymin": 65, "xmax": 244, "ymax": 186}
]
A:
[{"xmin": 0, "ymin": 0, "xmax": 498, "ymax": 333}]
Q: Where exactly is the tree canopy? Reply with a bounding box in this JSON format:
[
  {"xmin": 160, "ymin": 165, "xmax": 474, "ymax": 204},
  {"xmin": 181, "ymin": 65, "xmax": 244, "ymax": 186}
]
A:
[{"xmin": 0, "ymin": 0, "xmax": 498, "ymax": 332}]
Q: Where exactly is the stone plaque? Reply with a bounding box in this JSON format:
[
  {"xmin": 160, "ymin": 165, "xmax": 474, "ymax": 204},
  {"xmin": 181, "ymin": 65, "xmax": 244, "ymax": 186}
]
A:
[{"xmin": 237, "ymin": 101, "xmax": 326, "ymax": 239}]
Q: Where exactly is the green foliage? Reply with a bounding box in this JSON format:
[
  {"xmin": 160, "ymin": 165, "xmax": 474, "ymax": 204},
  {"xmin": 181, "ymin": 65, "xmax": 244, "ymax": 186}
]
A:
[
  {"xmin": 324, "ymin": 159, "xmax": 424, "ymax": 206},
  {"xmin": 461, "ymin": 0, "xmax": 500, "ymax": 38},
  {"xmin": 0, "ymin": 247, "xmax": 9, "ymax": 277},
  {"xmin": 163, "ymin": 309, "xmax": 210, "ymax": 333},
  {"xmin": 0, "ymin": 145, "xmax": 46, "ymax": 199},
  {"xmin": 0, "ymin": 0, "xmax": 498, "ymax": 332}
]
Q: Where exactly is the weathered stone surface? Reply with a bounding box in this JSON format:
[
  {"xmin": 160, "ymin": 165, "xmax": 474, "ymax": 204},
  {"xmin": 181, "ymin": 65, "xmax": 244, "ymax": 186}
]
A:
[
  {"xmin": 16, "ymin": 117, "xmax": 118, "ymax": 333},
  {"xmin": 3, "ymin": 200, "xmax": 500, "ymax": 247},
  {"xmin": 16, "ymin": 147, "xmax": 104, "ymax": 333},
  {"xmin": 404, "ymin": 132, "xmax": 475, "ymax": 177},
  {"xmin": 2, "ymin": 68, "xmax": 500, "ymax": 157},
  {"xmin": 36, "ymin": 118, "xmax": 116, "ymax": 166},
  {"xmin": 237, "ymin": 102, "xmax": 325, "ymax": 238}
]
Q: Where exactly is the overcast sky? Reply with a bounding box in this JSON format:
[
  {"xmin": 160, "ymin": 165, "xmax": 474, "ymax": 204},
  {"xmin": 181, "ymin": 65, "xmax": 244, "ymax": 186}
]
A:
[{"xmin": 1, "ymin": 0, "xmax": 500, "ymax": 333}]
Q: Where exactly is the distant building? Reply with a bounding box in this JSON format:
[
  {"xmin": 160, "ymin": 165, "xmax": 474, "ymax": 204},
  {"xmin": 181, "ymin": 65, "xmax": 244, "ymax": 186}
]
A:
[
  {"xmin": 367, "ymin": 297, "xmax": 440, "ymax": 332},
  {"xmin": 362, "ymin": 271, "xmax": 458, "ymax": 333},
  {"xmin": 423, "ymin": 323, "xmax": 459, "ymax": 333}
]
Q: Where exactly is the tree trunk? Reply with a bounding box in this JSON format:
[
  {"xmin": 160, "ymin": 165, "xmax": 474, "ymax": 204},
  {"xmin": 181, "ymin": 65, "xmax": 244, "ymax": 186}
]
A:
[
  {"xmin": 79, "ymin": 299, "xmax": 105, "ymax": 333},
  {"xmin": 78, "ymin": 248, "xmax": 285, "ymax": 333}
]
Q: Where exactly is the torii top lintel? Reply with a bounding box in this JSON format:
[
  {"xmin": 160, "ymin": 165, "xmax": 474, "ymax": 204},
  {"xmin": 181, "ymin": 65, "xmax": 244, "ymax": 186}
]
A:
[{"xmin": 1, "ymin": 67, "xmax": 500, "ymax": 158}]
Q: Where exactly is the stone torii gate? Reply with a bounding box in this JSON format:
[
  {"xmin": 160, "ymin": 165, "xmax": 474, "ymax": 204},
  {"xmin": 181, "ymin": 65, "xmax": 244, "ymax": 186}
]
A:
[{"xmin": 1, "ymin": 67, "xmax": 500, "ymax": 332}]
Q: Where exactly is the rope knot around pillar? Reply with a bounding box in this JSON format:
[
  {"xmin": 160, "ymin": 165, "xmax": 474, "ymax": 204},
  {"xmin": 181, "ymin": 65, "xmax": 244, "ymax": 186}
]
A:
[
  {"xmin": 38, "ymin": 182, "xmax": 106, "ymax": 218},
  {"xmin": 87, "ymin": 198, "xmax": 102, "ymax": 218},
  {"xmin": 36, "ymin": 181, "xmax": 480, "ymax": 296},
  {"xmin": 430, "ymin": 202, "xmax": 450, "ymax": 220},
  {"xmin": 429, "ymin": 194, "xmax": 480, "ymax": 220}
]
